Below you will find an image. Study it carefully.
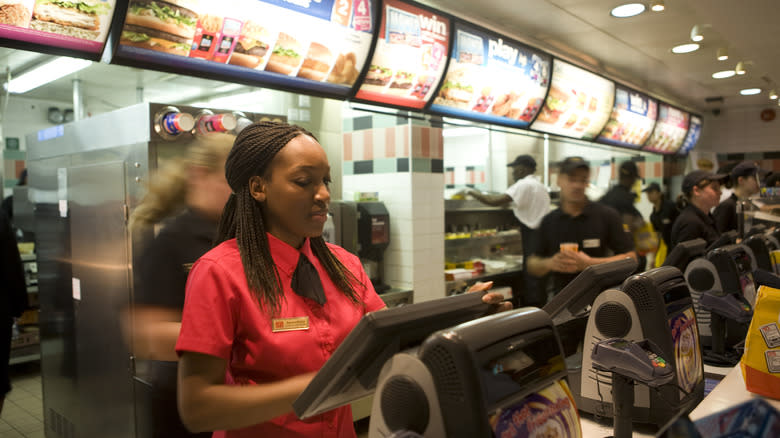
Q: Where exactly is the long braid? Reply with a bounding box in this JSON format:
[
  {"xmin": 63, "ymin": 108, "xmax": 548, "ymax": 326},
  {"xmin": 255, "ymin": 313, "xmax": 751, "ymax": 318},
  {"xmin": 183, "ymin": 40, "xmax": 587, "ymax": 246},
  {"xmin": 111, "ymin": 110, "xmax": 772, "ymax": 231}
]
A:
[{"xmin": 217, "ymin": 121, "xmax": 364, "ymax": 314}]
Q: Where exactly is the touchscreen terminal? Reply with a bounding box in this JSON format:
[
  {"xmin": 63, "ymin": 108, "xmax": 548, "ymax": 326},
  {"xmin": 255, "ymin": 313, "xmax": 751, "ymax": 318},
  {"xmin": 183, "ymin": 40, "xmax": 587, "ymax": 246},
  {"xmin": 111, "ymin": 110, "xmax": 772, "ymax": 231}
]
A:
[
  {"xmin": 663, "ymin": 238, "xmax": 706, "ymax": 271},
  {"xmin": 293, "ymin": 291, "xmax": 492, "ymax": 419}
]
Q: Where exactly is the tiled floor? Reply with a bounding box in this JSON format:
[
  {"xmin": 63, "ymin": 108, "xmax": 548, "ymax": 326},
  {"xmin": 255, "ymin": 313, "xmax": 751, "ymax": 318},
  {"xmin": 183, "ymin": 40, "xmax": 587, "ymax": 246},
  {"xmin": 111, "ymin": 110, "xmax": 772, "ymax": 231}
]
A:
[{"xmin": 0, "ymin": 362, "xmax": 44, "ymax": 438}]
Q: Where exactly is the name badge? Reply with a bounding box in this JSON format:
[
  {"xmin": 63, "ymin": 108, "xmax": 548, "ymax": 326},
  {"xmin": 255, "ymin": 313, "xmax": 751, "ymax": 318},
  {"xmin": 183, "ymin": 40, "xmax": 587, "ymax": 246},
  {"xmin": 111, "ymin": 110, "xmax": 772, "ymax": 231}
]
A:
[
  {"xmin": 271, "ymin": 317, "xmax": 310, "ymax": 332},
  {"xmin": 662, "ymin": 219, "xmax": 671, "ymax": 224},
  {"xmin": 583, "ymin": 239, "xmax": 600, "ymax": 249}
]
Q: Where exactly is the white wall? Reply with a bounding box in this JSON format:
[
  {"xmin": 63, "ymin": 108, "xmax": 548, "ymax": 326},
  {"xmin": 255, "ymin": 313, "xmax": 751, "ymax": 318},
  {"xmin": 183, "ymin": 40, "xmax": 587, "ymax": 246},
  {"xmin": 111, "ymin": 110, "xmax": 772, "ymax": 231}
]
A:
[{"xmin": 697, "ymin": 106, "xmax": 780, "ymax": 153}]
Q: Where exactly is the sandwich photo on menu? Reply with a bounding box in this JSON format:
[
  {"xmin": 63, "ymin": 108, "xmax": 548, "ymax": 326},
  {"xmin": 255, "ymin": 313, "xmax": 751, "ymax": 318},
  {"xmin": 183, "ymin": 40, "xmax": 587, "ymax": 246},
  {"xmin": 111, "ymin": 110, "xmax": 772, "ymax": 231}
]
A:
[
  {"xmin": 30, "ymin": 0, "xmax": 111, "ymax": 40},
  {"xmin": 536, "ymin": 85, "xmax": 570, "ymax": 124},
  {"xmin": 265, "ymin": 32, "xmax": 305, "ymax": 76},
  {"xmin": 0, "ymin": 0, "xmax": 34, "ymax": 27},
  {"xmin": 297, "ymin": 42, "xmax": 334, "ymax": 82},
  {"xmin": 121, "ymin": 0, "xmax": 199, "ymax": 56},
  {"xmin": 228, "ymin": 20, "xmax": 272, "ymax": 69}
]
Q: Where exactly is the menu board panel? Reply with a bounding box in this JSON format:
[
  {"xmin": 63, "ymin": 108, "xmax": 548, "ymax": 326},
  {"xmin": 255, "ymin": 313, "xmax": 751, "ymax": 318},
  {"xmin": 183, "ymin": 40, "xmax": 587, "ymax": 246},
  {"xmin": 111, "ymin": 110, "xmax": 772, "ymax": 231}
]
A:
[
  {"xmin": 642, "ymin": 103, "xmax": 690, "ymax": 154},
  {"xmin": 530, "ymin": 59, "xmax": 615, "ymax": 140},
  {"xmin": 597, "ymin": 86, "xmax": 657, "ymax": 149},
  {"xmin": 678, "ymin": 114, "xmax": 702, "ymax": 155},
  {"xmin": 428, "ymin": 22, "xmax": 551, "ymax": 128},
  {"xmin": 353, "ymin": 0, "xmax": 449, "ymax": 109},
  {"xmin": 0, "ymin": 0, "xmax": 117, "ymax": 56},
  {"xmin": 114, "ymin": 0, "xmax": 375, "ymax": 98}
]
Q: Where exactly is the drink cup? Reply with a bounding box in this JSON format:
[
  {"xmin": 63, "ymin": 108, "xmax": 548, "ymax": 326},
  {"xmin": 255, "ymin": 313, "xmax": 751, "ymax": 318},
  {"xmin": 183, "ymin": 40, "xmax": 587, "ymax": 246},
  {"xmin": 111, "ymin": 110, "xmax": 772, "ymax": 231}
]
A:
[{"xmin": 560, "ymin": 242, "xmax": 579, "ymax": 252}]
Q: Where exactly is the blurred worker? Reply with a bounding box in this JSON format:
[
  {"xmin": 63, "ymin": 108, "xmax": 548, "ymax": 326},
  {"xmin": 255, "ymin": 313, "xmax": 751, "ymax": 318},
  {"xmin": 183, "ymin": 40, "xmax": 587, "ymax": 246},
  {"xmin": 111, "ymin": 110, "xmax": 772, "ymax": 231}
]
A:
[
  {"xmin": 127, "ymin": 133, "xmax": 235, "ymax": 437},
  {"xmin": 462, "ymin": 154, "xmax": 550, "ymax": 307},
  {"xmin": 643, "ymin": 182, "xmax": 679, "ymax": 266},
  {"xmin": 713, "ymin": 161, "xmax": 760, "ymax": 234},
  {"xmin": 600, "ymin": 160, "xmax": 648, "ymax": 270},
  {"xmin": 527, "ymin": 157, "xmax": 637, "ymax": 300},
  {"xmin": 670, "ymin": 170, "xmax": 728, "ymax": 252},
  {"xmin": 0, "ymin": 168, "xmax": 26, "ymax": 222}
]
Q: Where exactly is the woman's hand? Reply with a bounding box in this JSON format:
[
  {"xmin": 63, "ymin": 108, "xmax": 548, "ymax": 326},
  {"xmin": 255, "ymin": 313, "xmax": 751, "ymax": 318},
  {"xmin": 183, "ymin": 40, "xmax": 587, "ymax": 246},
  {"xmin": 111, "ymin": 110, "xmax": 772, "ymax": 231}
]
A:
[{"xmin": 467, "ymin": 281, "xmax": 513, "ymax": 313}]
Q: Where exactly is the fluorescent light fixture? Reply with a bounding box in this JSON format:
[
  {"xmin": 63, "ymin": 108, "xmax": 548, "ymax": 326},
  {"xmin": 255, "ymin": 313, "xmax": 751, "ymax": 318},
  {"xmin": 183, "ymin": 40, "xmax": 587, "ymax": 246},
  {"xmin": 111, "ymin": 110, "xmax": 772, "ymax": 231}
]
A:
[
  {"xmin": 650, "ymin": 0, "xmax": 665, "ymax": 12},
  {"xmin": 735, "ymin": 61, "xmax": 746, "ymax": 75},
  {"xmin": 690, "ymin": 25, "xmax": 703, "ymax": 42},
  {"xmin": 610, "ymin": 3, "xmax": 646, "ymax": 18},
  {"xmin": 717, "ymin": 47, "xmax": 728, "ymax": 61},
  {"xmin": 8, "ymin": 57, "xmax": 92, "ymax": 94},
  {"xmin": 740, "ymin": 88, "xmax": 761, "ymax": 96},
  {"xmin": 770, "ymin": 89, "xmax": 778, "ymax": 100},
  {"xmin": 712, "ymin": 70, "xmax": 736, "ymax": 79},
  {"xmin": 672, "ymin": 43, "xmax": 700, "ymax": 54}
]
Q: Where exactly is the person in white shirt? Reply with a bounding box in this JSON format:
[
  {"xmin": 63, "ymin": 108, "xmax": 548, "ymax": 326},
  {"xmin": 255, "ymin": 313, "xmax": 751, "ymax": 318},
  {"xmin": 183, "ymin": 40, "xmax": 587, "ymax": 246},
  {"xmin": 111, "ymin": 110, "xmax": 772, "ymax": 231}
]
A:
[{"xmin": 464, "ymin": 154, "xmax": 551, "ymax": 306}]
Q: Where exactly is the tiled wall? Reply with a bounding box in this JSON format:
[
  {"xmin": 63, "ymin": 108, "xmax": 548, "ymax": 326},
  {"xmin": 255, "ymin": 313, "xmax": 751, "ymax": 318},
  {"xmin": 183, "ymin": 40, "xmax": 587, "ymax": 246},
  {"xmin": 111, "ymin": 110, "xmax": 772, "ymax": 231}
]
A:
[
  {"xmin": 717, "ymin": 151, "xmax": 780, "ymax": 173},
  {"xmin": 342, "ymin": 114, "xmax": 446, "ymax": 302}
]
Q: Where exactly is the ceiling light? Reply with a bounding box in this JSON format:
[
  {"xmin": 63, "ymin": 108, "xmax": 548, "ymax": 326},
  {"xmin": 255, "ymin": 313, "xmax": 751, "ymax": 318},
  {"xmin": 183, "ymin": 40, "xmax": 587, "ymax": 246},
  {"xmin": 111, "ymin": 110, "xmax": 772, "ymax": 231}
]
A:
[
  {"xmin": 610, "ymin": 3, "xmax": 646, "ymax": 18},
  {"xmin": 690, "ymin": 25, "xmax": 703, "ymax": 42},
  {"xmin": 740, "ymin": 88, "xmax": 761, "ymax": 96},
  {"xmin": 712, "ymin": 70, "xmax": 736, "ymax": 79},
  {"xmin": 717, "ymin": 47, "xmax": 728, "ymax": 61},
  {"xmin": 672, "ymin": 43, "xmax": 700, "ymax": 54},
  {"xmin": 770, "ymin": 89, "xmax": 778, "ymax": 100},
  {"xmin": 8, "ymin": 57, "xmax": 92, "ymax": 94},
  {"xmin": 650, "ymin": 0, "xmax": 665, "ymax": 12},
  {"xmin": 735, "ymin": 61, "xmax": 746, "ymax": 75}
]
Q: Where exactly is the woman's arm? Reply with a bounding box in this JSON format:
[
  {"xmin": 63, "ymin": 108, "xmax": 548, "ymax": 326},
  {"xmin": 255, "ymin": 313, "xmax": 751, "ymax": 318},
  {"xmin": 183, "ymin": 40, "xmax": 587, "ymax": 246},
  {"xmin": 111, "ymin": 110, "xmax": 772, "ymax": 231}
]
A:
[
  {"xmin": 177, "ymin": 351, "xmax": 316, "ymax": 432},
  {"xmin": 121, "ymin": 306, "xmax": 182, "ymax": 361}
]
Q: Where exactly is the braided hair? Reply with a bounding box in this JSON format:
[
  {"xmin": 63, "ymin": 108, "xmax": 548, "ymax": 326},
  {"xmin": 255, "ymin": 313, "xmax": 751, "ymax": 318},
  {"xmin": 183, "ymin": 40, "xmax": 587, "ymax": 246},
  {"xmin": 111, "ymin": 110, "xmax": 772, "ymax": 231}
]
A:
[{"xmin": 216, "ymin": 121, "xmax": 363, "ymax": 314}]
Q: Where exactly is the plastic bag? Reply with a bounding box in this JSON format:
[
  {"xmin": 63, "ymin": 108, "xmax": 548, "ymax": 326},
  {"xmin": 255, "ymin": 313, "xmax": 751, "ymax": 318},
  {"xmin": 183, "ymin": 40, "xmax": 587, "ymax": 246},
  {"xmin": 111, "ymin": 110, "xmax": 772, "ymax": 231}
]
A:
[
  {"xmin": 741, "ymin": 285, "xmax": 780, "ymax": 399},
  {"xmin": 633, "ymin": 221, "xmax": 659, "ymax": 256}
]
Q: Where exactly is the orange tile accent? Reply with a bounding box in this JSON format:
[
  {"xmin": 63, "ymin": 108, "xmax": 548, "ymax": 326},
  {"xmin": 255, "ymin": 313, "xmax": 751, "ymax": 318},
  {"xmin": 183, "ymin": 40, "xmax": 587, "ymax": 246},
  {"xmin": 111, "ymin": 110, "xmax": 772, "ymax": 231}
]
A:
[
  {"xmin": 15, "ymin": 161, "xmax": 25, "ymax": 176},
  {"xmin": 478, "ymin": 170, "xmax": 485, "ymax": 183},
  {"xmin": 402, "ymin": 125, "xmax": 409, "ymax": 157},
  {"xmin": 363, "ymin": 130, "xmax": 373, "ymax": 160},
  {"xmin": 433, "ymin": 129, "xmax": 443, "ymax": 159},
  {"xmin": 412, "ymin": 127, "xmax": 422, "ymax": 158},
  {"xmin": 385, "ymin": 127, "xmax": 395, "ymax": 158},
  {"xmin": 421, "ymin": 127, "xmax": 430, "ymax": 158},
  {"xmin": 343, "ymin": 133, "xmax": 352, "ymax": 161},
  {"xmin": 638, "ymin": 162, "xmax": 646, "ymax": 178},
  {"xmin": 654, "ymin": 162, "xmax": 662, "ymax": 177}
]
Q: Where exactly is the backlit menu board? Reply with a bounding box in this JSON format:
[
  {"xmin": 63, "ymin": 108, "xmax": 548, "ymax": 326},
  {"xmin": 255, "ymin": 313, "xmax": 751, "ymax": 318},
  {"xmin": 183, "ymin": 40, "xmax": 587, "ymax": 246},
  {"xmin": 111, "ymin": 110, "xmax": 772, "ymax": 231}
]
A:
[
  {"xmin": 677, "ymin": 114, "xmax": 702, "ymax": 155},
  {"xmin": 642, "ymin": 103, "xmax": 690, "ymax": 154},
  {"xmin": 0, "ymin": 0, "xmax": 117, "ymax": 57},
  {"xmin": 428, "ymin": 22, "xmax": 551, "ymax": 128},
  {"xmin": 353, "ymin": 0, "xmax": 449, "ymax": 109},
  {"xmin": 530, "ymin": 59, "xmax": 614, "ymax": 140},
  {"xmin": 114, "ymin": 0, "xmax": 375, "ymax": 98},
  {"xmin": 597, "ymin": 86, "xmax": 657, "ymax": 149}
]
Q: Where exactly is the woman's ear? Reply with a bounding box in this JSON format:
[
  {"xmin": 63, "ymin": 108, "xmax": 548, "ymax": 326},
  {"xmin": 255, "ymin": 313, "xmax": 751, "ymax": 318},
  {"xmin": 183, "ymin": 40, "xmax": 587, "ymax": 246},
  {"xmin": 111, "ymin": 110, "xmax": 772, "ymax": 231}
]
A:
[{"xmin": 249, "ymin": 176, "xmax": 266, "ymax": 202}]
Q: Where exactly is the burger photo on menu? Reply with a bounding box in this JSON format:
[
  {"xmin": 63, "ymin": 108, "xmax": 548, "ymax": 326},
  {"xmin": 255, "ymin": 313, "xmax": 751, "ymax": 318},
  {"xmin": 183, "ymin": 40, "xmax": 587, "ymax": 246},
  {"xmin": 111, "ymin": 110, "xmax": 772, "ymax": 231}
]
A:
[
  {"xmin": 387, "ymin": 70, "xmax": 414, "ymax": 94},
  {"xmin": 265, "ymin": 32, "xmax": 305, "ymax": 76},
  {"xmin": 30, "ymin": 0, "xmax": 111, "ymax": 40},
  {"xmin": 297, "ymin": 42, "xmax": 334, "ymax": 82},
  {"xmin": 535, "ymin": 85, "xmax": 570, "ymax": 124},
  {"xmin": 0, "ymin": 0, "xmax": 34, "ymax": 27},
  {"xmin": 363, "ymin": 64, "xmax": 393, "ymax": 87},
  {"xmin": 433, "ymin": 65, "xmax": 475, "ymax": 109},
  {"xmin": 228, "ymin": 20, "xmax": 272, "ymax": 69},
  {"xmin": 121, "ymin": 0, "xmax": 199, "ymax": 56}
]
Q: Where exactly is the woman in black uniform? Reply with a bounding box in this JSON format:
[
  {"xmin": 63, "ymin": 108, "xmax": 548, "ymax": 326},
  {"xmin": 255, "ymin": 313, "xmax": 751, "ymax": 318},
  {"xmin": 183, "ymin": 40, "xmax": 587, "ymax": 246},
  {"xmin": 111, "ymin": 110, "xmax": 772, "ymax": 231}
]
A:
[
  {"xmin": 670, "ymin": 170, "xmax": 728, "ymax": 252},
  {"xmin": 127, "ymin": 133, "xmax": 234, "ymax": 437}
]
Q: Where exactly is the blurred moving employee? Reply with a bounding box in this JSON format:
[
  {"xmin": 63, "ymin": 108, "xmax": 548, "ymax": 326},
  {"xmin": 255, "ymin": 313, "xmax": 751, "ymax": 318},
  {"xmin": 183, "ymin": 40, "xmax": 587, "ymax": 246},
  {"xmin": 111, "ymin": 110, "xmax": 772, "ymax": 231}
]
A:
[
  {"xmin": 643, "ymin": 182, "xmax": 679, "ymax": 267},
  {"xmin": 527, "ymin": 157, "xmax": 637, "ymax": 299},
  {"xmin": 599, "ymin": 160, "xmax": 647, "ymax": 269},
  {"xmin": 713, "ymin": 161, "xmax": 760, "ymax": 233},
  {"xmin": 670, "ymin": 170, "xmax": 727, "ymax": 251},
  {"xmin": 463, "ymin": 154, "xmax": 550, "ymax": 306}
]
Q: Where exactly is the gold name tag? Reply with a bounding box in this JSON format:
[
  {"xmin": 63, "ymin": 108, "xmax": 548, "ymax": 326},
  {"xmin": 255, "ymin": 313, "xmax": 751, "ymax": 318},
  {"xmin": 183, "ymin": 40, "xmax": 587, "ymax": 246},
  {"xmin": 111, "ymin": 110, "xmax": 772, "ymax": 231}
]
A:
[{"xmin": 271, "ymin": 317, "xmax": 310, "ymax": 332}]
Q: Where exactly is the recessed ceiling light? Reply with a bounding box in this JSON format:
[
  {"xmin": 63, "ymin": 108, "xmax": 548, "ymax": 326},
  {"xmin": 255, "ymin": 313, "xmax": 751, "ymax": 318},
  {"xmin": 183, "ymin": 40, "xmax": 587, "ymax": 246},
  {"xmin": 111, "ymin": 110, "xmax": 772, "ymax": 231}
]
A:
[
  {"xmin": 672, "ymin": 43, "xmax": 700, "ymax": 54},
  {"xmin": 610, "ymin": 3, "xmax": 646, "ymax": 18},
  {"xmin": 740, "ymin": 88, "xmax": 761, "ymax": 96},
  {"xmin": 650, "ymin": 0, "xmax": 665, "ymax": 12},
  {"xmin": 716, "ymin": 48, "xmax": 728, "ymax": 61},
  {"xmin": 690, "ymin": 25, "xmax": 703, "ymax": 42},
  {"xmin": 770, "ymin": 89, "xmax": 778, "ymax": 100},
  {"xmin": 712, "ymin": 70, "xmax": 736, "ymax": 79}
]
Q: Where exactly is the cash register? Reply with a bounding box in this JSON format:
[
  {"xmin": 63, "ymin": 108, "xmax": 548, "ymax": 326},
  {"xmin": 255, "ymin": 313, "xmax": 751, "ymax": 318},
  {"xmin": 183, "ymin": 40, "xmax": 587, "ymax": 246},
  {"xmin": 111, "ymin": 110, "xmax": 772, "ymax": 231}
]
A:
[{"xmin": 579, "ymin": 267, "xmax": 704, "ymax": 426}]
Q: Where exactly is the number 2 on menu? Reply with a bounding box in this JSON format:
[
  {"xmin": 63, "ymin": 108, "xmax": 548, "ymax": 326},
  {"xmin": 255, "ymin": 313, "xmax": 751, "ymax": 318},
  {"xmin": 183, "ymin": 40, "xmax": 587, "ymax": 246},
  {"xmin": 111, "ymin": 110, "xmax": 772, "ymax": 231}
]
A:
[{"xmin": 333, "ymin": 0, "xmax": 352, "ymax": 26}]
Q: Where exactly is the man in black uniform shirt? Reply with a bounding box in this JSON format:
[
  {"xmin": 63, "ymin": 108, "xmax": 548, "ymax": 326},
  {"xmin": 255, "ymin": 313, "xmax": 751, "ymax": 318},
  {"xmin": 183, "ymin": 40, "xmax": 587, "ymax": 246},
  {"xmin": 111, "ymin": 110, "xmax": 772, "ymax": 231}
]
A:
[
  {"xmin": 600, "ymin": 160, "xmax": 645, "ymax": 270},
  {"xmin": 712, "ymin": 161, "xmax": 759, "ymax": 234},
  {"xmin": 670, "ymin": 170, "xmax": 727, "ymax": 251},
  {"xmin": 527, "ymin": 157, "xmax": 637, "ymax": 299},
  {"xmin": 643, "ymin": 182, "xmax": 679, "ymax": 252}
]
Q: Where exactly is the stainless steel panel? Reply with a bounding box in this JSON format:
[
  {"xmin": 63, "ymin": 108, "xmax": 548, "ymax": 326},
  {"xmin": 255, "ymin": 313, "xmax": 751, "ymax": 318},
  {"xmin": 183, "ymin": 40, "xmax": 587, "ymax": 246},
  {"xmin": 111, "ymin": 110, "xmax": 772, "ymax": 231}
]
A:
[{"xmin": 69, "ymin": 161, "xmax": 134, "ymax": 437}]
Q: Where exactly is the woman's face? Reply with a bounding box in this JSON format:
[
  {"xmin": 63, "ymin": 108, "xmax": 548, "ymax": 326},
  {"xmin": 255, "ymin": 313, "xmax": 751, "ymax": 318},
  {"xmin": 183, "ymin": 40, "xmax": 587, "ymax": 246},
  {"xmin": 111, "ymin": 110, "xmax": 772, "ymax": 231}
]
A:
[
  {"xmin": 254, "ymin": 134, "xmax": 331, "ymax": 248},
  {"xmin": 694, "ymin": 180, "xmax": 721, "ymax": 211}
]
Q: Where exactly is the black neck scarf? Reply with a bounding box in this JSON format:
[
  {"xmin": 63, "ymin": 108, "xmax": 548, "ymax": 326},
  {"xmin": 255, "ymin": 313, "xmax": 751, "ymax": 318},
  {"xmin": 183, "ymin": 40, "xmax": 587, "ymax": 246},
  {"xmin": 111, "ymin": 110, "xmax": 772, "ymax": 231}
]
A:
[{"xmin": 290, "ymin": 253, "xmax": 327, "ymax": 305}]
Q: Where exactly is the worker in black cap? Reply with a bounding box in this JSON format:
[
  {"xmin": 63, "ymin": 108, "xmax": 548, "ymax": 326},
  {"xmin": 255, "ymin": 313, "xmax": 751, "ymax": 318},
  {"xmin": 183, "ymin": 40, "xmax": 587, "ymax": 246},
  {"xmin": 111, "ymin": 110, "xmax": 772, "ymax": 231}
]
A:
[
  {"xmin": 527, "ymin": 157, "xmax": 637, "ymax": 299},
  {"xmin": 643, "ymin": 182, "xmax": 679, "ymax": 260},
  {"xmin": 463, "ymin": 154, "xmax": 550, "ymax": 306},
  {"xmin": 670, "ymin": 170, "xmax": 728, "ymax": 251},
  {"xmin": 600, "ymin": 160, "xmax": 646, "ymax": 270},
  {"xmin": 712, "ymin": 161, "xmax": 760, "ymax": 233}
]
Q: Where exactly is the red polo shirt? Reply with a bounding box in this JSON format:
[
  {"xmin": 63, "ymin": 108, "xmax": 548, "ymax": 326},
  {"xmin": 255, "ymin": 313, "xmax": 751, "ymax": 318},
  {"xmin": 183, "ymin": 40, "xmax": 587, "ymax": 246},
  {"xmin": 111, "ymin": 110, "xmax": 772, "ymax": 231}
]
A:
[{"xmin": 176, "ymin": 234, "xmax": 386, "ymax": 438}]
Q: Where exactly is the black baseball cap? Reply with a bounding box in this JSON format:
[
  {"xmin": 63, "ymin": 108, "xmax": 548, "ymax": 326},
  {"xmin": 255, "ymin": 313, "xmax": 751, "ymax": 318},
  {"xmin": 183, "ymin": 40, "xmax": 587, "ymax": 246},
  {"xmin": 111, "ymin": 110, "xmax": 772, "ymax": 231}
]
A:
[
  {"xmin": 730, "ymin": 161, "xmax": 759, "ymax": 179},
  {"xmin": 507, "ymin": 154, "xmax": 536, "ymax": 170},
  {"xmin": 682, "ymin": 170, "xmax": 728, "ymax": 194},
  {"xmin": 642, "ymin": 182, "xmax": 662, "ymax": 193},
  {"xmin": 559, "ymin": 157, "xmax": 589, "ymax": 175},
  {"xmin": 619, "ymin": 161, "xmax": 640, "ymax": 178}
]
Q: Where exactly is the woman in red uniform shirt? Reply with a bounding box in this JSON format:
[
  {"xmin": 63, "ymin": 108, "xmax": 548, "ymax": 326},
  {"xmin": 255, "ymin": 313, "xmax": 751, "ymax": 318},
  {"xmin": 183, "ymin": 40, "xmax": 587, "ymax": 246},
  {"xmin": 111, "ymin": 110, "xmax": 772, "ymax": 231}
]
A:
[{"xmin": 175, "ymin": 121, "xmax": 506, "ymax": 437}]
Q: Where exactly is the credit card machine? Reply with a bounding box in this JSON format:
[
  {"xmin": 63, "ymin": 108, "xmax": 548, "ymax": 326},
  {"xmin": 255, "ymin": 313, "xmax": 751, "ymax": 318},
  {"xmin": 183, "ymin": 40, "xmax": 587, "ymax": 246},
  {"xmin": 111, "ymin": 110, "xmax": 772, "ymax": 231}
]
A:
[{"xmin": 591, "ymin": 338, "xmax": 674, "ymax": 438}]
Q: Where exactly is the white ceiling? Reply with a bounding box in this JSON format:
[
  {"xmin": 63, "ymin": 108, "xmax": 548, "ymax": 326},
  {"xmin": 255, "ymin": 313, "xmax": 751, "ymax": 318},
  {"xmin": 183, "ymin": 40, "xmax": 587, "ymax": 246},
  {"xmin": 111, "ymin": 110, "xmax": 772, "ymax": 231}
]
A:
[{"xmin": 1, "ymin": 0, "xmax": 778, "ymax": 114}]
